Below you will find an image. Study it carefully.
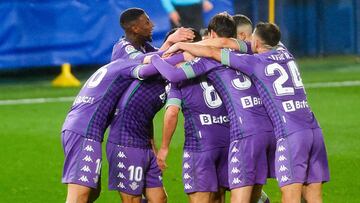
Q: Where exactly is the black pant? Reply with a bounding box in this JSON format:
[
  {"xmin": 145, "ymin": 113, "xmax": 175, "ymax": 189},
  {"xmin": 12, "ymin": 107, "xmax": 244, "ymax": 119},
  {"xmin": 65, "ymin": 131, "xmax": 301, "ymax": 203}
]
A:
[{"xmin": 171, "ymin": 3, "xmax": 204, "ymax": 32}]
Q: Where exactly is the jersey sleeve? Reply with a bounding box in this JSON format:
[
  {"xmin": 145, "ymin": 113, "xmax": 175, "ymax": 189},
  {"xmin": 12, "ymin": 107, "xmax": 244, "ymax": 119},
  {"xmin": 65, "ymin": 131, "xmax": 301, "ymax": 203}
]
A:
[
  {"xmin": 152, "ymin": 55, "xmax": 220, "ymax": 83},
  {"xmin": 220, "ymin": 49, "xmax": 258, "ymax": 75},
  {"xmin": 165, "ymin": 83, "xmax": 182, "ymax": 109},
  {"xmin": 112, "ymin": 44, "xmax": 143, "ymax": 61}
]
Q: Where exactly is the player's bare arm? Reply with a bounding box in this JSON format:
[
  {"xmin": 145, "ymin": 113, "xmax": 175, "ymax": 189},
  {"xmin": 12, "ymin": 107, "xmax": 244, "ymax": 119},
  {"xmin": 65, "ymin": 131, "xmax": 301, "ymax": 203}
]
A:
[
  {"xmin": 196, "ymin": 37, "xmax": 240, "ymax": 50},
  {"xmin": 156, "ymin": 105, "xmax": 180, "ymax": 171},
  {"xmin": 164, "ymin": 42, "xmax": 222, "ymax": 62}
]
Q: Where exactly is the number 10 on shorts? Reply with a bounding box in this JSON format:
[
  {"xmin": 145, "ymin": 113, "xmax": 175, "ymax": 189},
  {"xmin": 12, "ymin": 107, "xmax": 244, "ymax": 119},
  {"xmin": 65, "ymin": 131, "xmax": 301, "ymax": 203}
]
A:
[{"xmin": 128, "ymin": 165, "xmax": 143, "ymax": 182}]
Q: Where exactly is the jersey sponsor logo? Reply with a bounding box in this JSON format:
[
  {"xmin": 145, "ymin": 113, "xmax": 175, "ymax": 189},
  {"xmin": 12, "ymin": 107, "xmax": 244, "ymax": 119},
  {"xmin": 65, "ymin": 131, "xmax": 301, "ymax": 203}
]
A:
[
  {"xmin": 184, "ymin": 183, "xmax": 193, "ymax": 190},
  {"xmin": 73, "ymin": 95, "xmax": 95, "ymax": 105},
  {"xmin": 117, "ymin": 151, "xmax": 127, "ymax": 159},
  {"xmin": 240, "ymin": 96, "xmax": 263, "ymax": 109},
  {"xmin": 231, "ymin": 167, "xmax": 241, "ymax": 174},
  {"xmin": 80, "ymin": 165, "xmax": 91, "ymax": 173},
  {"xmin": 278, "ymin": 155, "xmax": 287, "ymax": 162},
  {"xmin": 183, "ymin": 162, "xmax": 190, "ymax": 169},
  {"xmin": 183, "ymin": 173, "xmax": 191, "ymax": 180},
  {"xmin": 117, "ymin": 162, "xmax": 126, "ymax": 169},
  {"xmin": 199, "ymin": 114, "xmax": 229, "ymax": 125},
  {"xmin": 117, "ymin": 181, "xmax": 126, "ymax": 189},
  {"xmin": 78, "ymin": 175, "xmax": 89, "ymax": 182},
  {"xmin": 279, "ymin": 165, "xmax": 288, "ymax": 172},
  {"xmin": 129, "ymin": 182, "xmax": 140, "ymax": 191},
  {"xmin": 117, "ymin": 172, "xmax": 126, "ymax": 179},
  {"xmin": 84, "ymin": 145, "xmax": 94, "ymax": 152},
  {"xmin": 282, "ymin": 100, "xmax": 309, "ymax": 112},
  {"xmin": 232, "ymin": 177, "xmax": 242, "ymax": 184},
  {"xmin": 82, "ymin": 155, "xmax": 93, "ymax": 162}
]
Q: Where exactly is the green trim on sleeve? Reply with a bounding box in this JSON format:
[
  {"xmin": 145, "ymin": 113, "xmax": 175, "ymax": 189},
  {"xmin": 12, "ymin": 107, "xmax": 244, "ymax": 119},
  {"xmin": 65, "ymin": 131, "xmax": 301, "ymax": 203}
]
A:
[
  {"xmin": 165, "ymin": 98, "xmax": 182, "ymax": 109},
  {"xmin": 132, "ymin": 64, "xmax": 145, "ymax": 80},
  {"xmin": 180, "ymin": 63, "xmax": 196, "ymax": 79},
  {"xmin": 235, "ymin": 39, "xmax": 248, "ymax": 53},
  {"xmin": 221, "ymin": 49, "xmax": 230, "ymax": 66},
  {"xmin": 129, "ymin": 51, "xmax": 142, "ymax": 59}
]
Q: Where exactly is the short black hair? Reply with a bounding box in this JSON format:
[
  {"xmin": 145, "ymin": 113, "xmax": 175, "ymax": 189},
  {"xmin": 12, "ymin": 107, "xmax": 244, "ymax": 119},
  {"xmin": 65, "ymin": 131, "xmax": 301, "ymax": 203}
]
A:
[
  {"xmin": 207, "ymin": 12, "xmax": 236, "ymax": 38},
  {"xmin": 119, "ymin": 8, "xmax": 145, "ymax": 29},
  {"xmin": 254, "ymin": 22, "xmax": 281, "ymax": 47},
  {"xmin": 233, "ymin": 14, "xmax": 252, "ymax": 28},
  {"xmin": 163, "ymin": 28, "xmax": 202, "ymax": 43}
]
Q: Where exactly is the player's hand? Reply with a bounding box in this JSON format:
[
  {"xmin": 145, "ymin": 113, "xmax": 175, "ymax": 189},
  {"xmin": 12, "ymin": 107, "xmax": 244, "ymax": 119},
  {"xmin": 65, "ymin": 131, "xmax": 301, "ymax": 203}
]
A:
[
  {"xmin": 167, "ymin": 27, "xmax": 195, "ymax": 44},
  {"xmin": 163, "ymin": 43, "xmax": 182, "ymax": 58},
  {"xmin": 156, "ymin": 147, "xmax": 169, "ymax": 171},
  {"xmin": 183, "ymin": 51, "xmax": 195, "ymax": 62},
  {"xmin": 203, "ymin": 0, "xmax": 213, "ymax": 12},
  {"xmin": 143, "ymin": 55, "xmax": 154, "ymax": 64},
  {"xmin": 169, "ymin": 11, "xmax": 181, "ymax": 27}
]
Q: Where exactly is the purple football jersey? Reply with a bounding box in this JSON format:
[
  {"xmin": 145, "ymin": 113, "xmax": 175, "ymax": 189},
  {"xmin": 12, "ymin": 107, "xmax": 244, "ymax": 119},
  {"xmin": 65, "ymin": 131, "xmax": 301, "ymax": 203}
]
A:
[
  {"xmin": 220, "ymin": 47, "xmax": 320, "ymax": 139},
  {"xmin": 111, "ymin": 38, "xmax": 158, "ymax": 61},
  {"xmin": 166, "ymin": 77, "xmax": 230, "ymax": 152},
  {"xmin": 108, "ymin": 77, "xmax": 166, "ymax": 148},
  {"xmin": 152, "ymin": 55, "xmax": 274, "ymax": 141},
  {"xmin": 62, "ymin": 59, "xmax": 155, "ymax": 142}
]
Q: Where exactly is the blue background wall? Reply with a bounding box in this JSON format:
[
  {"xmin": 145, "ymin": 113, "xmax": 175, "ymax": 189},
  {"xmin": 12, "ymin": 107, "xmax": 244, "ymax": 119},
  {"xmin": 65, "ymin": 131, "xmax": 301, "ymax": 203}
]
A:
[{"xmin": 0, "ymin": 0, "xmax": 358, "ymax": 70}]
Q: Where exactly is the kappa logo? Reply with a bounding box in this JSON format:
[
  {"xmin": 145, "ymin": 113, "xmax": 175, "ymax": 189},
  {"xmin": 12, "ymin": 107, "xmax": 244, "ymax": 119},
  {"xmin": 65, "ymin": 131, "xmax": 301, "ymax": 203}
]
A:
[
  {"xmin": 184, "ymin": 183, "xmax": 192, "ymax": 190},
  {"xmin": 117, "ymin": 151, "xmax": 127, "ymax": 158},
  {"xmin": 231, "ymin": 157, "xmax": 239, "ymax": 163},
  {"xmin": 232, "ymin": 178, "xmax": 241, "ymax": 184},
  {"xmin": 82, "ymin": 155, "xmax": 93, "ymax": 162},
  {"xmin": 158, "ymin": 176, "xmax": 163, "ymax": 181},
  {"xmin": 278, "ymin": 155, "xmax": 287, "ymax": 161},
  {"xmin": 183, "ymin": 152, "xmax": 190, "ymax": 158},
  {"xmin": 279, "ymin": 165, "xmax": 288, "ymax": 172},
  {"xmin": 183, "ymin": 173, "xmax": 191, "ymax": 180},
  {"xmin": 231, "ymin": 147, "xmax": 239, "ymax": 153},
  {"xmin": 117, "ymin": 162, "xmax": 126, "ymax": 169},
  {"xmin": 80, "ymin": 165, "xmax": 91, "ymax": 173},
  {"xmin": 78, "ymin": 175, "xmax": 89, "ymax": 182},
  {"xmin": 117, "ymin": 172, "xmax": 126, "ymax": 179},
  {"xmin": 84, "ymin": 145, "xmax": 94, "ymax": 152},
  {"xmin": 183, "ymin": 162, "xmax": 190, "ymax": 169},
  {"xmin": 281, "ymin": 175, "xmax": 290, "ymax": 182},
  {"xmin": 93, "ymin": 176, "xmax": 99, "ymax": 184},
  {"xmin": 231, "ymin": 167, "xmax": 240, "ymax": 174},
  {"xmin": 129, "ymin": 182, "xmax": 140, "ymax": 191},
  {"xmin": 117, "ymin": 182, "xmax": 126, "ymax": 189},
  {"xmin": 277, "ymin": 145, "xmax": 286, "ymax": 152}
]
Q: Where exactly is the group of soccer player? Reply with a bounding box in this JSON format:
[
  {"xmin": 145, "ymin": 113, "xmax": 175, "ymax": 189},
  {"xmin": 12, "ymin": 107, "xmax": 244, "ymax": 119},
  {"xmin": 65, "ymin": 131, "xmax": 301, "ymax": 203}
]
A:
[{"xmin": 61, "ymin": 7, "xmax": 330, "ymax": 203}]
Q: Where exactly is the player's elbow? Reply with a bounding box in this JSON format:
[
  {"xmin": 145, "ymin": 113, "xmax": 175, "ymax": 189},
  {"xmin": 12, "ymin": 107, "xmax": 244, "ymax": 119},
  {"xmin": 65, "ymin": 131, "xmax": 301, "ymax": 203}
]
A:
[{"xmin": 165, "ymin": 106, "xmax": 180, "ymax": 118}]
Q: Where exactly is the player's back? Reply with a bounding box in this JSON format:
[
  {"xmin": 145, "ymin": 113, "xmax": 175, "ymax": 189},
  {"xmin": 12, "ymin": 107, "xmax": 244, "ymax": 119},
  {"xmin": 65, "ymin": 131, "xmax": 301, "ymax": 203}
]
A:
[
  {"xmin": 108, "ymin": 77, "xmax": 166, "ymax": 148},
  {"xmin": 175, "ymin": 77, "xmax": 230, "ymax": 151},
  {"xmin": 62, "ymin": 59, "xmax": 140, "ymax": 142},
  {"xmin": 251, "ymin": 47, "xmax": 320, "ymax": 138}
]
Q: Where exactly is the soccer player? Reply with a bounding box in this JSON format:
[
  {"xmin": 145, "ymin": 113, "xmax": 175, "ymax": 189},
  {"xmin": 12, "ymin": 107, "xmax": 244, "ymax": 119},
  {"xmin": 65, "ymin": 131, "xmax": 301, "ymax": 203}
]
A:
[
  {"xmin": 233, "ymin": 14, "xmax": 253, "ymax": 41},
  {"xmin": 164, "ymin": 22, "xmax": 330, "ymax": 203},
  {"xmin": 151, "ymin": 13, "xmax": 274, "ymax": 203},
  {"xmin": 111, "ymin": 8, "xmax": 195, "ymax": 61},
  {"xmin": 156, "ymin": 32, "xmax": 229, "ymax": 202},
  {"xmin": 61, "ymin": 55, "xmax": 185, "ymax": 203}
]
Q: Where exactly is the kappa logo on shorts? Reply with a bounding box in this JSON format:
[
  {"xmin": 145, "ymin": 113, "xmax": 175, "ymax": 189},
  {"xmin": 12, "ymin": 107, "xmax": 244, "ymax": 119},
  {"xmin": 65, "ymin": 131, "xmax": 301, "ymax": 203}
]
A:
[
  {"xmin": 277, "ymin": 145, "xmax": 286, "ymax": 152},
  {"xmin": 230, "ymin": 157, "xmax": 239, "ymax": 163},
  {"xmin": 281, "ymin": 175, "xmax": 290, "ymax": 182},
  {"xmin": 158, "ymin": 176, "xmax": 163, "ymax": 181},
  {"xmin": 231, "ymin": 146, "xmax": 239, "ymax": 153},
  {"xmin": 84, "ymin": 145, "xmax": 94, "ymax": 152},
  {"xmin": 183, "ymin": 173, "xmax": 191, "ymax": 180},
  {"xmin": 279, "ymin": 165, "xmax": 288, "ymax": 172},
  {"xmin": 129, "ymin": 182, "xmax": 139, "ymax": 191},
  {"xmin": 117, "ymin": 162, "xmax": 126, "ymax": 169},
  {"xmin": 117, "ymin": 172, "xmax": 126, "ymax": 179},
  {"xmin": 80, "ymin": 165, "xmax": 91, "ymax": 173},
  {"xmin": 183, "ymin": 152, "xmax": 190, "ymax": 158},
  {"xmin": 232, "ymin": 178, "xmax": 242, "ymax": 184},
  {"xmin": 93, "ymin": 176, "xmax": 99, "ymax": 184},
  {"xmin": 183, "ymin": 162, "xmax": 190, "ymax": 169},
  {"xmin": 78, "ymin": 175, "xmax": 89, "ymax": 182},
  {"xmin": 82, "ymin": 155, "xmax": 93, "ymax": 162},
  {"xmin": 231, "ymin": 167, "xmax": 240, "ymax": 174},
  {"xmin": 184, "ymin": 183, "xmax": 192, "ymax": 190},
  {"xmin": 117, "ymin": 182, "xmax": 126, "ymax": 189},
  {"xmin": 278, "ymin": 155, "xmax": 287, "ymax": 161},
  {"xmin": 117, "ymin": 151, "xmax": 127, "ymax": 158}
]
